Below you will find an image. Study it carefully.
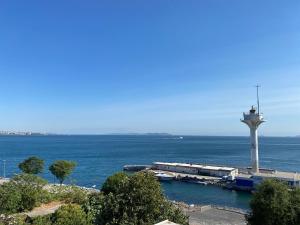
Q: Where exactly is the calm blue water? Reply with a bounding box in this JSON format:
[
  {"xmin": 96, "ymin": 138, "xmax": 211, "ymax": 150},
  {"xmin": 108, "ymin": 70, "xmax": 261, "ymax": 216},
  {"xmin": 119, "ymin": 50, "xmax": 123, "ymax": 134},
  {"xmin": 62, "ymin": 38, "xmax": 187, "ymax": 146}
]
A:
[{"xmin": 1, "ymin": 135, "xmax": 300, "ymax": 209}]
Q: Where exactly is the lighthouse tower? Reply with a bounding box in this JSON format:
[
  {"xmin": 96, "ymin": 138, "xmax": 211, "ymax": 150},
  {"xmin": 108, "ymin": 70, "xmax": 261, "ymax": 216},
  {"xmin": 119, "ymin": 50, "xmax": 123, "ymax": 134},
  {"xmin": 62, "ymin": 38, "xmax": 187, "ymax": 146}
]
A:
[{"xmin": 241, "ymin": 86, "xmax": 265, "ymax": 174}]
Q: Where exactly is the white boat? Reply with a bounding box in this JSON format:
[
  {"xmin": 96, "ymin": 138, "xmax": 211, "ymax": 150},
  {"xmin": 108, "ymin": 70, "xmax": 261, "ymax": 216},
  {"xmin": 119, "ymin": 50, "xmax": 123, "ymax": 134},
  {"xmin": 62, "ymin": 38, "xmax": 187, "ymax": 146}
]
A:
[
  {"xmin": 196, "ymin": 181, "xmax": 208, "ymax": 186},
  {"xmin": 155, "ymin": 173, "xmax": 174, "ymax": 181}
]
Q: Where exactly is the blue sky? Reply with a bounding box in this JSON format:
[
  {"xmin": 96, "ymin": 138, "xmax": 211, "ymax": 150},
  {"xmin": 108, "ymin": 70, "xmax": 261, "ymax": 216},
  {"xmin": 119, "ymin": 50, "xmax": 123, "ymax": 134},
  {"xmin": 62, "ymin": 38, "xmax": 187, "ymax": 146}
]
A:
[{"xmin": 0, "ymin": 0, "xmax": 299, "ymax": 136}]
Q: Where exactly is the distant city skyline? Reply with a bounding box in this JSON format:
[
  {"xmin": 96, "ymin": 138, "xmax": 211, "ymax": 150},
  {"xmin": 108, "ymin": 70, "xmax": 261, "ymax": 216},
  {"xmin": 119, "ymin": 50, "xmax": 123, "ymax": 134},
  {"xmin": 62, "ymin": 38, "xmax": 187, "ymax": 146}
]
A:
[{"xmin": 0, "ymin": 1, "xmax": 299, "ymax": 136}]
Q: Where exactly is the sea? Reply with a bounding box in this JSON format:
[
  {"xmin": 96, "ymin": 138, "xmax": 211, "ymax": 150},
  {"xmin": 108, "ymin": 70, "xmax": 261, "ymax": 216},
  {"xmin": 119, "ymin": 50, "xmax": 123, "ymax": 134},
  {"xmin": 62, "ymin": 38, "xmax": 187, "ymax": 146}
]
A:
[{"xmin": 1, "ymin": 135, "xmax": 300, "ymax": 210}]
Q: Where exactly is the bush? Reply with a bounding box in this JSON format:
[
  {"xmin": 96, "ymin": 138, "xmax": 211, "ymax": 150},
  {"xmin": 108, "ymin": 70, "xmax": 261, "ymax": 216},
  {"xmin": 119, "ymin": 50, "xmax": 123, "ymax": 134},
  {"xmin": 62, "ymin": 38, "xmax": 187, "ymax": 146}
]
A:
[
  {"xmin": 11, "ymin": 174, "xmax": 48, "ymax": 211},
  {"xmin": 0, "ymin": 182, "xmax": 22, "ymax": 214},
  {"xmin": 82, "ymin": 192, "xmax": 105, "ymax": 224},
  {"xmin": 0, "ymin": 174, "xmax": 48, "ymax": 214},
  {"xmin": 52, "ymin": 204, "xmax": 92, "ymax": 225},
  {"xmin": 50, "ymin": 185, "xmax": 89, "ymax": 205},
  {"xmin": 0, "ymin": 214, "xmax": 27, "ymax": 225},
  {"xmin": 90, "ymin": 172, "xmax": 188, "ymax": 225},
  {"xmin": 291, "ymin": 188, "xmax": 300, "ymax": 225},
  {"xmin": 30, "ymin": 215, "xmax": 52, "ymax": 225},
  {"xmin": 19, "ymin": 157, "xmax": 44, "ymax": 174}
]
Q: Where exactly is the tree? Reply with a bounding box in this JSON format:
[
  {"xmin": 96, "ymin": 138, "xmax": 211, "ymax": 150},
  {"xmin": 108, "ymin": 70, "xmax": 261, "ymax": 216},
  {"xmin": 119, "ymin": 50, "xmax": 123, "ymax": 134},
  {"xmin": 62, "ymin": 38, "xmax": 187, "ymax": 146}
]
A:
[
  {"xmin": 247, "ymin": 179, "xmax": 294, "ymax": 225},
  {"xmin": 19, "ymin": 156, "xmax": 44, "ymax": 174},
  {"xmin": 101, "ymin": 172, "xmax": 129, "ymax": 194},
  {"xmin": 49, "ymin": 160, "xmax": 76, "ymax": 185},
  {"xmin": 89, "ymin": 172, "xmax": 188, "ymax": 225},
  {"xmin": 52, "ymin": 204, "xmax": 92, "ymax": 225}
]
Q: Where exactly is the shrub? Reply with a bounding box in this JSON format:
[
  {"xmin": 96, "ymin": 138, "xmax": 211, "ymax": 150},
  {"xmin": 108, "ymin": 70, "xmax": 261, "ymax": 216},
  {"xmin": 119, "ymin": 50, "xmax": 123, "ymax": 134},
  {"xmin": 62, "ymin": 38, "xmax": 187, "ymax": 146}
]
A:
[
  {"xmin": 291, "ymin": 188, "xmax": 300, "ymax": 225},
  {"xmin": 30, "ymin": 215, "xmax": 52, "ymax": 225},
  {"xmin": 0, "ymin": 182, "xmax": 22, "ymax": 214},
  {"xmin": 11, "ymin": 174, "xmax": 48, "ymax": 211},
  {"xmin": 52, "ymin": 204, "xmax": 92, "ymax": 225},
  {"xmin": 50, "ymin": 185, "xmax": 89, "ymax": 205},
  {"xmin": 82, "ymin": 192, "xmax": 105, "ymax": 224},
  {"xmin": 0, "ymin": 174, "xmax": 48, "ymax": 214},
  {"xmin": 0, "ymin": 214, "xmax": 27, "ymax": 225}
]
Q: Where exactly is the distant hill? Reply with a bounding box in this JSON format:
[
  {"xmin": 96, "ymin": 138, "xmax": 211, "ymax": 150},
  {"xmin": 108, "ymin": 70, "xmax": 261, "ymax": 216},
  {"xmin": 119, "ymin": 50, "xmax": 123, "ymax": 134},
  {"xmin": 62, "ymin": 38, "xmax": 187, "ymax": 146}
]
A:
[{"xmin": 106, "ymin": 132, "xmax": 173, "ymax": 136}]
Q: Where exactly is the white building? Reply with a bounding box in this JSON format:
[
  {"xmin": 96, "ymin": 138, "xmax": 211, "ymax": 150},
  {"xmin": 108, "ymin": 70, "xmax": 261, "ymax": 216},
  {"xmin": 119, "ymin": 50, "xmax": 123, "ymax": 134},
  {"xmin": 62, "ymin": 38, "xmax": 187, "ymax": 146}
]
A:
[
  {"xmin": 153, "ymin": 162, "xmax": 238, "ymax": 177},
  {"xmin": 154, "ymin": 220, "xmax": 180, "ymax": 225}
]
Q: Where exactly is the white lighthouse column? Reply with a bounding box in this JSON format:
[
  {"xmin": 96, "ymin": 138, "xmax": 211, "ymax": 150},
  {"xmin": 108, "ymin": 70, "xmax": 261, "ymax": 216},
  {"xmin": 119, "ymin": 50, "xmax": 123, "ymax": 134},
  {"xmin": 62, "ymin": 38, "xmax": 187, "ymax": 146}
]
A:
[
  {"xmin": 241, "ymin": 105, "xmax": 265, "ymax": 174},
  {"xmin": 250, "ymin": 127, "xmax": 259, "ymax": 173}
]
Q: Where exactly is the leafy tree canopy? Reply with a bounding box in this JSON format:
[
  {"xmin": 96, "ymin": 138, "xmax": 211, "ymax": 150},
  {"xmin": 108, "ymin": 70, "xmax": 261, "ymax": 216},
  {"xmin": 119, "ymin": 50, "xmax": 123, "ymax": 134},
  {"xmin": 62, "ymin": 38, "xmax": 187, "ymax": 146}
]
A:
[
  {"xmin": 247, "ymin": 179, "xmax": 294, "ymax": 225},
  {"xmin": 19, "ymin": 156, "xmax": 44, "ymax": 174},
  {"xmin": 49, "ymin": 160, "xmax": 76, "ymax": 185},
  {"xmin": 88, "ymin": 172, "xmax": 188, "ymax": 225},
  {"xmin": 101, "ymin": 172, "xmax": 129, "ymax": 195}
]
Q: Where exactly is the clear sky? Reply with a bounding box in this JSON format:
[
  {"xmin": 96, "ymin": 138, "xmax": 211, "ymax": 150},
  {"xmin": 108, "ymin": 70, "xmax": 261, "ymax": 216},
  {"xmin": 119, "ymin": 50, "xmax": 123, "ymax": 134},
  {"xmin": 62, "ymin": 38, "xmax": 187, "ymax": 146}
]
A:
[{"xmin": 0, "ymin": 0, "xmax": 299, "ymax": 136}]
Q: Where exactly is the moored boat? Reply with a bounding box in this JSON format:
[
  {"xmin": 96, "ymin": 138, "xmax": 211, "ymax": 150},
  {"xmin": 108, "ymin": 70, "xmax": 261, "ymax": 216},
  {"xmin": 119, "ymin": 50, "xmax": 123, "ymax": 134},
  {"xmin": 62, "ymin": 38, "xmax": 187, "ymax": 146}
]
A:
[{"xmin": 155, "ymin": 173, "xmax": 175, "ymax": 181}]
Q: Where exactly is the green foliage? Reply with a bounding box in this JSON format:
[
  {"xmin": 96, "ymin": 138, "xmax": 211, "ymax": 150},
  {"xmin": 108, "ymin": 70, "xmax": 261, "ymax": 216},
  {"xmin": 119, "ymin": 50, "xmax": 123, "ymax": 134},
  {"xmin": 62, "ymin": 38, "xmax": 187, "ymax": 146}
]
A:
[
  {"xmin": 24, "ymin": 205, "xmax": 92, "ymax": 225},
  {"xmin": 30, "ymin": 215, "xmax": 52, "ymax": 225},
  {"xmin": 89, "ymin": 172, "xmax": 188, "ymax": 225},
  {"xmin": 82, "ymin": 192, "xmax": 105, "ymax": 224},
  {"xmin": 0, "ymin": 174, "xmax": 48, "ymax": 214},
  {"xmin": 0, "ymin": 182, "xmax": 22, "ymax": 214},
  {"xmin": 19, "ymin": 157, "xmax": 44, "ymax": 174},
  {"xmin": 52, "ymin": 204, "xmax": 92, "ymax": 225},
  {"xmin": 247, "ymin": 179, "xmax": 294, "ymax": 225},
  {"xmin": 50, "ymin": 185, "xmax": 89, "ymax": 205},
  {"xmin": 0, "ymin": 213, "xmax": 27, "ymax": 225},
  {"xmin": 11, "ymin": 174, "xmax": 48, "ymax": 211},
  {"xmin": 101, "ymin": 172, "xmax": 129, "ymax": 195},
  {"xmin": 49, "ymin": 160, "xmax": 76, "ymax": 185},
  {"xmin": 290, "ymin": 188, "xmax": 300, "ymax": 225}
]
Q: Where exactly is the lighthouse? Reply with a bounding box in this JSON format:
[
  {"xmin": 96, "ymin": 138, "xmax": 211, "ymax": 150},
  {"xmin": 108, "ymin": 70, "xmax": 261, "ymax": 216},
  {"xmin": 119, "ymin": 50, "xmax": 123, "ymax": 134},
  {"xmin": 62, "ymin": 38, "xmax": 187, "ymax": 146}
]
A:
[{"xmin": 241, "ymin": 86, "xmax": 265, "ymax": 173}]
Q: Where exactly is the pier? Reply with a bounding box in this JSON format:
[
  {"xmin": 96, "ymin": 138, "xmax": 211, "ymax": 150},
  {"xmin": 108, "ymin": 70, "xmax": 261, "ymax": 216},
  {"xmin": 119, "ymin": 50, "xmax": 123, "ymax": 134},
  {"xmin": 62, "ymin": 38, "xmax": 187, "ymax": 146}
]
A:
[{"xmin": 123, "ymin": 162, "xmax": 300, "ymax": 191}]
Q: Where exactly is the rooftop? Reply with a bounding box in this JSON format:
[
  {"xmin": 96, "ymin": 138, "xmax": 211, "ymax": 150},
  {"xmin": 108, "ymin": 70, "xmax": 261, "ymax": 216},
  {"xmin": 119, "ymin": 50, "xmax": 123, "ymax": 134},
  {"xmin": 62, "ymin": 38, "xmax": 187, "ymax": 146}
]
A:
[
  {"xmin": 154, "ymin": 220, "xmax": 180, "ymax": 225},
  {"xmin": 153, "ymin": 162, "xmax": 237, "ymax": 172}
]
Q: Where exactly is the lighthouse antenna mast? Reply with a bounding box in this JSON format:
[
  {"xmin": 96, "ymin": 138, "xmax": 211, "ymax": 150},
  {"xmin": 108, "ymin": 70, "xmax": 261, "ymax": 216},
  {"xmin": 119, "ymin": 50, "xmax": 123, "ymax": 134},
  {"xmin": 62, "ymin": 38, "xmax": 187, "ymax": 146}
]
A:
[{"xmin": 255, "ymin": 84, "xmax": 261, "ymax": 114}]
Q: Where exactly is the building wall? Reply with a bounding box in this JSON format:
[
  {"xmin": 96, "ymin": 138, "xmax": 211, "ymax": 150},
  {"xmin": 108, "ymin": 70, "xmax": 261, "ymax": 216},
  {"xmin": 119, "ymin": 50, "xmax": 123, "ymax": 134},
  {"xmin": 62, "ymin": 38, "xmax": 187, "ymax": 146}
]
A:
[
  {"xmin": 154, "ymin": 164, "xmax": 238, "ymax": 177},
  {"xmin": 155, "ymin": 164, "xmax": 198, "ymax": 174}
]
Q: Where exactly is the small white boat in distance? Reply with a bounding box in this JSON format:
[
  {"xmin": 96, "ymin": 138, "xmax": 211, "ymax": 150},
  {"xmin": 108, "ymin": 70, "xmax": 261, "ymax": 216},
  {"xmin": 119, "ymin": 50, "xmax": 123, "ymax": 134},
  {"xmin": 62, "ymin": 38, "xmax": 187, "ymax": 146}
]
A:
[
  {"xmin": 155, "ymin": 173, "xmax": 175, "ymax": 181},
  {"xmin": 179, "ymin": 136, "xmax": 183, "ymax": 139}
]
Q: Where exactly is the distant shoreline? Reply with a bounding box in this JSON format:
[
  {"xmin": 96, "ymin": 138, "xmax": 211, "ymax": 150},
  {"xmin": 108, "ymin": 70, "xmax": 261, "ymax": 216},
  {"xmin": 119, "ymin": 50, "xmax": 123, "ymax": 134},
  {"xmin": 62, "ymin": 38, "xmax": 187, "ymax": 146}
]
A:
[{"xmin": 0, "ymin": 134, "xmax": 298, "ymax": 138}]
